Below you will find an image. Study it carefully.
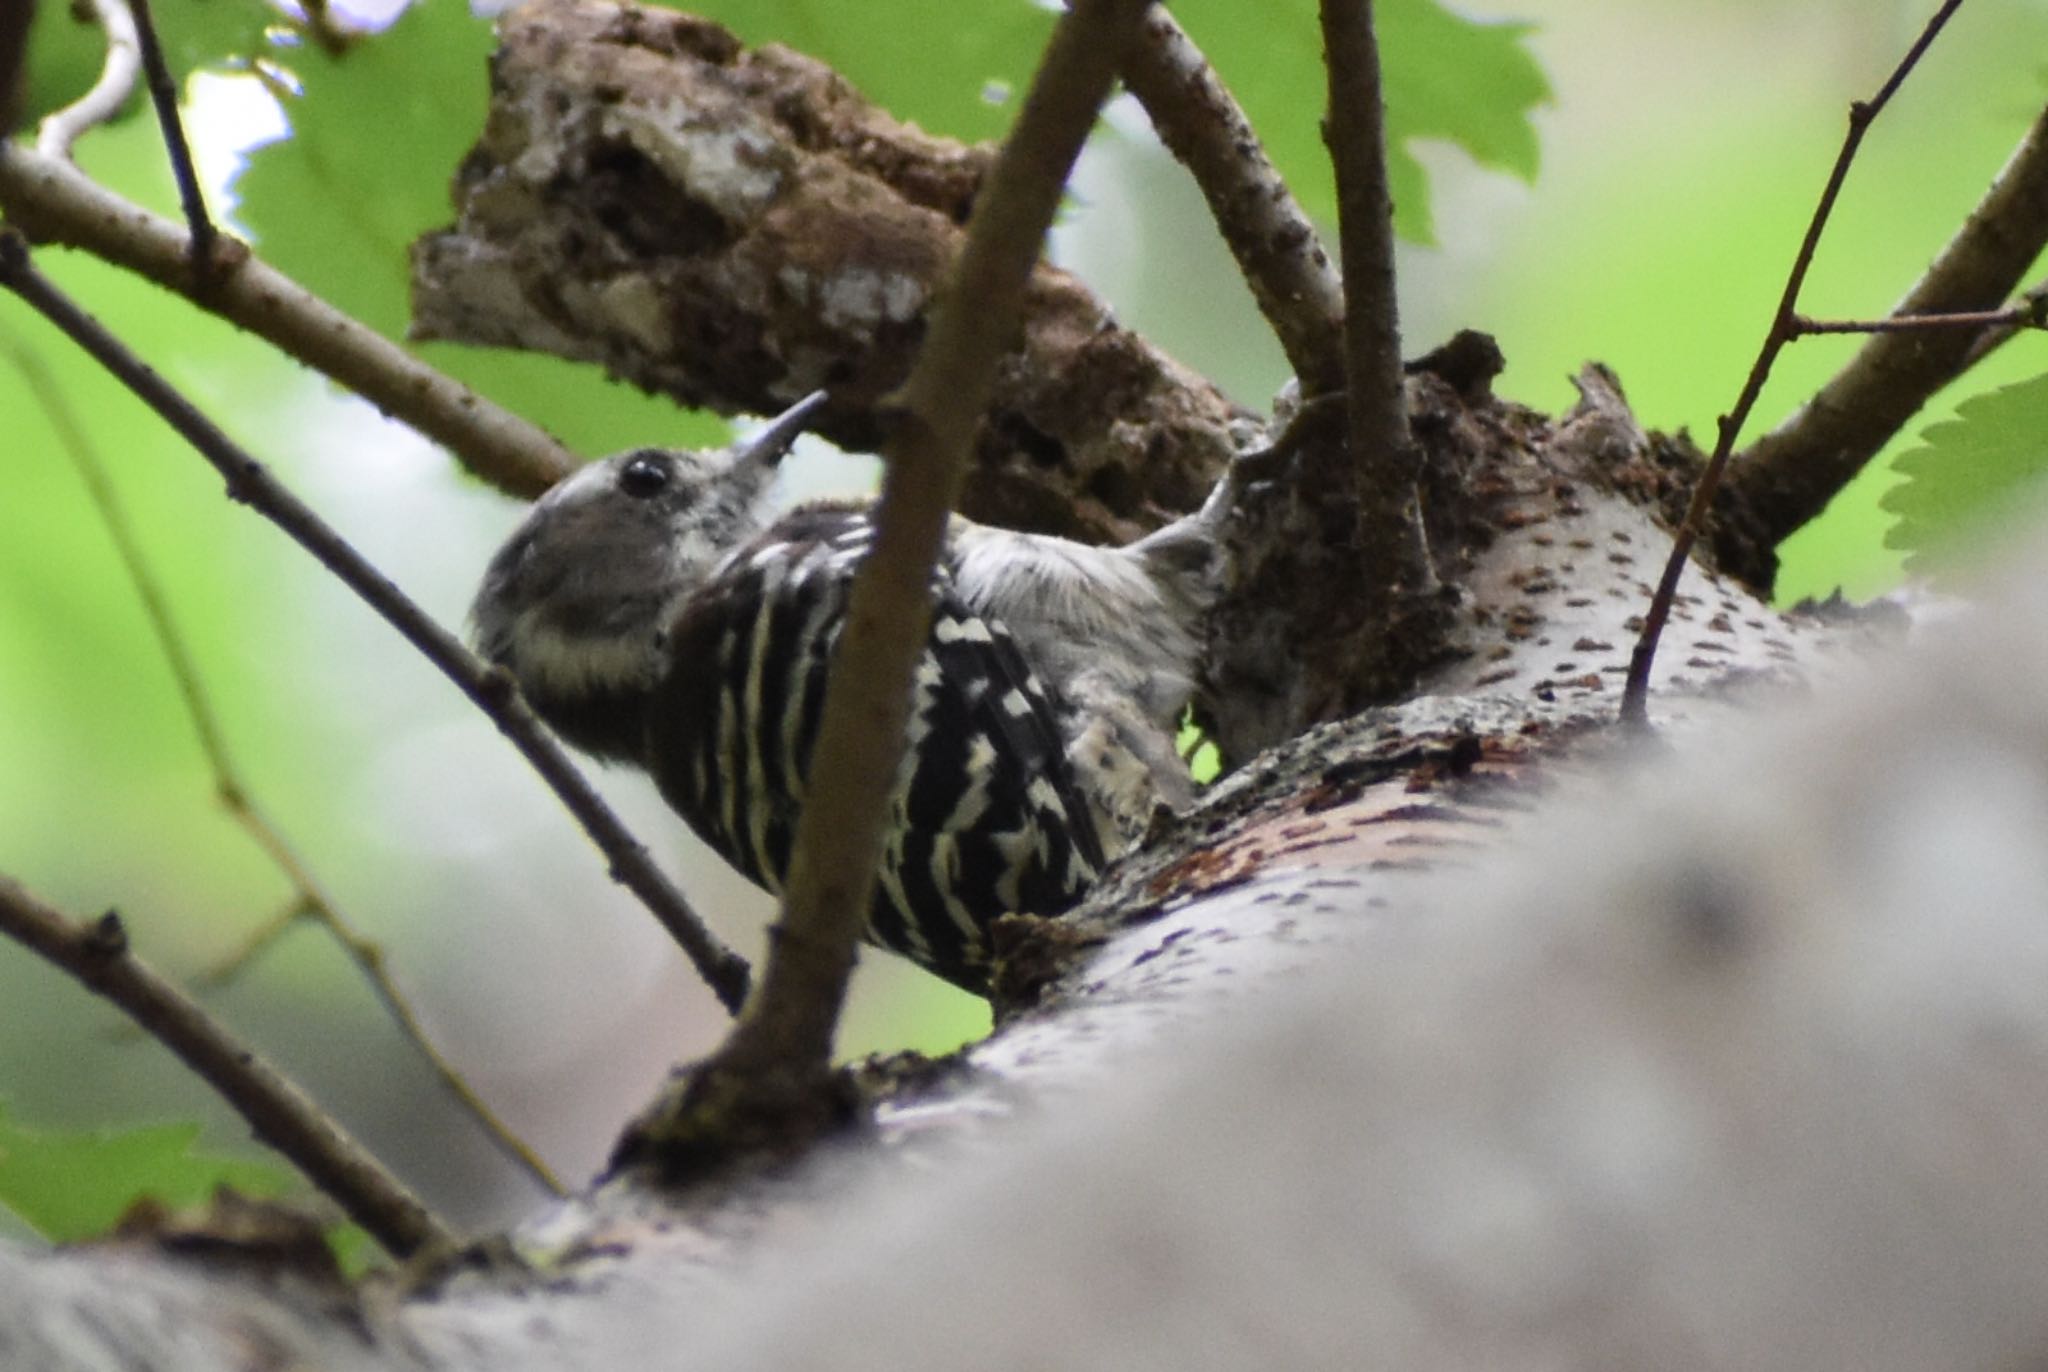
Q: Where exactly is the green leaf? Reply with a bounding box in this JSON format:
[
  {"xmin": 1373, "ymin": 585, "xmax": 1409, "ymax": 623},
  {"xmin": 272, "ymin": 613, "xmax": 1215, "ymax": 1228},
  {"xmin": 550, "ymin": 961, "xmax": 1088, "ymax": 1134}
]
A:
[
  {"xmin": 233, "ymin": 0, "xmax": 493, "ymax": 342},
  {"xmin": 0, "ymin": 1102, "xmax": 294, "ymax": 1242},
  {"xmin": 20, "ymin": 0, "xmax": 275, "ymax": 129},
  {"xmin": 1880, "ymin": 371, "xmax": 2048, "ymax": 575},
  {"xmin": 668, "ymin": 0, "xmax": 1054, "ymax": 145},
  {"xmin": 234, "ymin": 0, "xmax": 725, "ymax": 455},
  {"xmin": 1169, "ymin": 0, "xmax": 1548, "ymax": 244}
]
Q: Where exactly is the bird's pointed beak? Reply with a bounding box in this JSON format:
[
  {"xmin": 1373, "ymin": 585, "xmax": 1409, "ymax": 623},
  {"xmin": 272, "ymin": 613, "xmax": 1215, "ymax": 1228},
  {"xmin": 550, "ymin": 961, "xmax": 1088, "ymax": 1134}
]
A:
[{"xmin": 728, "ymin": 390, "xmax": 830, "ymax": 472}]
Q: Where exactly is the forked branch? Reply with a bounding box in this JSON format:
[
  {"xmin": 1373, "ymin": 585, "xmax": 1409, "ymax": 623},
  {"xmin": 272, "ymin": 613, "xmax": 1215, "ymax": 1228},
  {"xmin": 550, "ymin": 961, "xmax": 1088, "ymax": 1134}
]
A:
[
  {"xmin": 1724, "ymin": 96, "xmax": 2048, "ymax": 546},
  {"xmin": 1622, "ymin": 0, "xmax": 1968, "ymax": 726},
  {"xmin": 0, "ymin": 231, "xmax": 752, "ymax": 1015}
]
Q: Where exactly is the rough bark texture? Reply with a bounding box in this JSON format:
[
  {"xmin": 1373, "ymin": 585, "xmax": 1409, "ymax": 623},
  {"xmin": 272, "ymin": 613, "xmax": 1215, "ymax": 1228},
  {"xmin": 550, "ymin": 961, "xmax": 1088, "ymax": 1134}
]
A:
[
  {"xmin": 411, "ymin": 0, "xmax": 1251, "ymax": 546},
  {"xmin": 17, "ymin": 524, "xmax": 2048, "ymax": 1372},
  {"xmin": 411, "ymin": 2, "xmax": 1783, "ymax": 761}
]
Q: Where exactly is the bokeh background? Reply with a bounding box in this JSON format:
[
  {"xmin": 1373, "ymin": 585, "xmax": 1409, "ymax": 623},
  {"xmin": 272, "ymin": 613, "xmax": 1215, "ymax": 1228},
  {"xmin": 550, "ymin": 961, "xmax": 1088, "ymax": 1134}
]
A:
[{"xmin": 4, "ymin": 0, "xmax": 2045, "ymax": 1234}]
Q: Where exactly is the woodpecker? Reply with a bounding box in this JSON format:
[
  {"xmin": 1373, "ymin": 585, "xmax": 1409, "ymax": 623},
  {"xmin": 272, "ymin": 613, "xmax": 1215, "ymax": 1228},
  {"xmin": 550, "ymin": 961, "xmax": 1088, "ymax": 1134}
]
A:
[{"xmin": 471, "ymin": 392, "xmax": 1221, "ymax": 993}]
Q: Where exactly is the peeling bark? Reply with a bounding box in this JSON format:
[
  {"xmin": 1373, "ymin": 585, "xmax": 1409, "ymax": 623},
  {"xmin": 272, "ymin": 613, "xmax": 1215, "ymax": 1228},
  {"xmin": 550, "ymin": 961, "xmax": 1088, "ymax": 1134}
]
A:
[{"xmin": 411, "ymin": 0, "xmax": 1251, "ymax": 544}]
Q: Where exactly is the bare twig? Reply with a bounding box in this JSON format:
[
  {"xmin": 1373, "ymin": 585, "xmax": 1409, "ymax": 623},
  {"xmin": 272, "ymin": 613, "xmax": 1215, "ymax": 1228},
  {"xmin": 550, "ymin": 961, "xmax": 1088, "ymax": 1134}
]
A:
[
  {"xmin": 1622, "ymin": 0, "xmax": 1967, "ymax": 728},
  {"xmin": 125, "ymin": 0, "xmax": 219, "ymax": 280},
  {"xmin": 1789, "ymin": 302, "xmax": 2048, "ymax": 335},
  {"xmin": 1121, "ymin": 7, "xmax": 1346, "ymax": 395},
  {"xmin": 0, "ymin": 141, "xmax": 574, "ymax": 498},
  {"xmin": 7, "ymin": 342, "xmax": 566, "ymax": 1196},
  {"xmin": 35, "ymin": 0, "xmax": 140, "ymax": 159},
  {"xmin": 0, "ymin": 230, "xmax": 752, "ymax": 1015},
  {"xmin": 1957, "ymin": 275, "xmax": 2048, "ymax": 370},
  {"xmin": 1319, "ymin": 0, "xmax": 1428, "ymax": 596},
  {"xmin": 693, "ymin": 0, "xmax": 1156, "ymax": 1101},
  {"xmin": 0, "ymin": 873, "xmax": 457, "ymax": 1259},
  {"xmin": 1726, "ymin": 96, "xmax": 2048, "ymax": 549}
]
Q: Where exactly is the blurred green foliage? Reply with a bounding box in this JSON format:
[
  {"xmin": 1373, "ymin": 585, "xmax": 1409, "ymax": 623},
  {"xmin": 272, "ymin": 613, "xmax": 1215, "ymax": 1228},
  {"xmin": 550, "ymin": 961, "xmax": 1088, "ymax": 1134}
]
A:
[
  {"xmin": 0, "ymin": 1099, "xmax": 292, "ymax": 1241},
  {"xmin": 1172, "ymin": 0, "xmax": 1547, "ymax": 245}
]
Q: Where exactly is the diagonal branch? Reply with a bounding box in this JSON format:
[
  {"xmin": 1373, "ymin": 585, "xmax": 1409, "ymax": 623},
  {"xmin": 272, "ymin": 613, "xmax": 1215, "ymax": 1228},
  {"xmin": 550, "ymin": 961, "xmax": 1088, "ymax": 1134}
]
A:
[
  {"xmin": 125, "ymin": 0, "xmax": 220, "ymax": 279},
  {"xmin": 0, "ymin": 230, "xmax": 753, "ymax": 1016},
  {"xmin": 673, "ymin": 0, "xmax": 1158, "ymax": 1123},
  {"xmin": 1121, "ymin": 6, "xmax": 1346, "ymax": 395},
  {"xmin": 1726, "ymin": 95, "xmax": 2048, "ymax": 548},
  {"xmin": 7, "ymin": 338, "xmax": 564, "ymax": 1196},
  {"xmin": 0, "ymin": 872, "xmax": 457, "ymax": 1259},
  {"xmin": 0, "ymin": 141, "xmax": 574, "ymax": 498},
  {"xmin": 1622, "ymin": 0, "xmax": 1968, "ymax": 727}
]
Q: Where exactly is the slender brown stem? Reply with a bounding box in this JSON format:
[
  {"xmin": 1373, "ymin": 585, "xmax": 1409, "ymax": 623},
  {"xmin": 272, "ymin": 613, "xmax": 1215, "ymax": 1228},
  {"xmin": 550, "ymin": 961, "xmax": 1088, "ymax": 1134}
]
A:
[
  {"xmin": 0, "ymin": 230, "xmax": 752, "ymax": 1015},
  {"xmin": 704, "ymin": 0, "xmax": 1156, "ymax": 1087},
  {"xmin": 0, "ymin": 141, "xmax": 573, "ymax": 498},
  {"xmin": 1320, "ymin": 0, "xmax": 1428, "ymax": 595},
  {"xmin": 1121, "ymin": 5, "xmax": 1346, "ymax": 395},
  {"xmin": 1320, "ymin": 0, "xmax": 1408, "ymax": 462},
  {"xmin": 9, "ymin": 339, "xmax": 564, "ymax": 1194},
  {"xmin": 1727, "ymin": 68, "xmax": 2048, "ymax": 553},
  {"xmin": 125, "ymin": 0, "xmax": 219, "ymax": 282},
  {"xmin": 1789, "ymin": 304, "xmax": 2045, "ymax": 335},
  {"xmin": 1957, "ymin": 276, "xmax": 2048, "ymax": 370},
  {"xmin": 1621, "ymin": 0, "xmax": 1968, "ymax": 728},
  {"xmin": 0, "ymin": 873, "xmax": 457, "ymax": 1259}
]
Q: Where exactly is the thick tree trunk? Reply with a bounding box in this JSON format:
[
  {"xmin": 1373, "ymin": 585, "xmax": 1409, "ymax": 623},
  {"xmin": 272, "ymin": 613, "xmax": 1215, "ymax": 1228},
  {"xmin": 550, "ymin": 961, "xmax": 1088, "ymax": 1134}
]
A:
[{"xmin": 11, "ymin": 513, "xmax": 2048, "ymax": 1370}]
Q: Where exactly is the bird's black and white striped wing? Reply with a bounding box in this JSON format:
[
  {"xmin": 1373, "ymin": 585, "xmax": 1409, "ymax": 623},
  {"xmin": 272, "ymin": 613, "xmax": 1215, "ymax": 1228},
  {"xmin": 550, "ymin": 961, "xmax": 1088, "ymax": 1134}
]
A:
[{"xmin": 646, "ymin": 506, "xmax": 1108, "ymax": 992}]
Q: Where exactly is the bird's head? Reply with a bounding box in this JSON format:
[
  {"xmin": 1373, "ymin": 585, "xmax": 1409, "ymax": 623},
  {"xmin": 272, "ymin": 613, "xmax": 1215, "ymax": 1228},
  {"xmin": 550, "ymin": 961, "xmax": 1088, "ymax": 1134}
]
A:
[{"xmin": 470, "ymin": 390, "xmax": 829, "ymax": 758}]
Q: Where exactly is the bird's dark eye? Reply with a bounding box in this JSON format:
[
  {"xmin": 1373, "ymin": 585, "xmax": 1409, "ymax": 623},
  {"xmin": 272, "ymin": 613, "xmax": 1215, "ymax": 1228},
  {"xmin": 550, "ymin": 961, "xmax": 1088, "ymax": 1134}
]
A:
[{"xmin": 618, "ymin": 454, "xmax": 671, "ymax": 498}]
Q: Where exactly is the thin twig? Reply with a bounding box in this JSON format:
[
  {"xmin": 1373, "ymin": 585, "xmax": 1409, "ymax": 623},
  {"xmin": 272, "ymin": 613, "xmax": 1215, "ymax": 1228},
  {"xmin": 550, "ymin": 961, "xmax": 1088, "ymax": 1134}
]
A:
[
  {"xmin": 1957, "ymin": 276, "xmax": 2048, "ymax": 370},
  {"xmin": 697, "ymin": 0, "xmax": 1156, "ymax": 1093},
  {"xmin": 0, "ymin": 141, "xmax": 573, "ymax": 499},
  {"xmin": 1319, "ymin": 0, "xmax": 1430, "ymax": 600},
  {"xmin": 36, "ymin": 0, "xmax": 141, "ymax": 159},
  {"xmin": 1789, "ymin": 303, "xmax": 2047, "ymax": 335},
  {"xmin": 124, "ymin": 0, "xmax": 219, "ymax": 281},
  {"xmin": 1121, "ymin": 6, "xmax": 1346, "ymax": 395},
  {"xmin": 1726, "ymin": 95, "xmax": 2048, "ymax": 548},
  {"xmin": 0, "ymin": 231, "xmax": 752, "ymax": 1016},
  {"xmin": 8, "ymin": 339, "xmax": 565, "ymax": 1196},
  {"xmin": 0, "ymin": 873, "xmax": 458, "ymax": 1259},
  {"xmin": 1621, "ymin": 0, "xmax": 1968, "ymax": 728}
]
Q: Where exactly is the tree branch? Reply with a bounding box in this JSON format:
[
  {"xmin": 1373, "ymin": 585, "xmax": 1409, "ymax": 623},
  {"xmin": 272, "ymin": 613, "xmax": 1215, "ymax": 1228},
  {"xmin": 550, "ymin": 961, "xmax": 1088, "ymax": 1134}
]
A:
[
  {"xmin": 1790, "ymin": 303, "xmax": 2048, "ymax": 335},
  {"xmin": 1623, "ymin": 0, "xmax": 1967, "ymax": 727},
  {"xmin": 0, "ymin": 231, "xmax": 752, "ymax": 1016},
  {"xmin": 663, "ymin": 0, "xmax": 1157, "ymax": 1133},
  {"xmin": 1320, "ymin": 0, "xmax": 1408, "ymax": 457},
  {"xmin": 1725, "ymin": 93, "xmax": 2048, "ymax": 548},
  {"xmin": 125, "ymin": 0, "xmax": 219, "ymax": 280},
  {"xmin": 1120, "ymin": 6, "xmax": 1346, "ymax": 395},
  {"xmin": 0, "ymin": 873, "xmax": 455, "ymax": 1259},
  {"xmin": 0, "ymin": 141, "xmax": 574, "ymax": 499},
  {"xmin": 7, "ymin": 339, "xmax": 564, "ymax": 1197}
]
